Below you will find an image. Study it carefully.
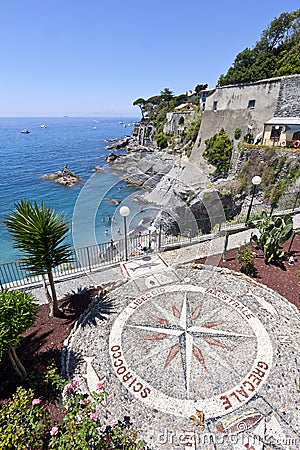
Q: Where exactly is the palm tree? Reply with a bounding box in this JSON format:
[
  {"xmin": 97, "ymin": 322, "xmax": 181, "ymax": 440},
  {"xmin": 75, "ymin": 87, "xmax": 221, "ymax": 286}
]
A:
[{"xmin": 3, "ymin": 199, "xmax": 73, "ymax": 317}]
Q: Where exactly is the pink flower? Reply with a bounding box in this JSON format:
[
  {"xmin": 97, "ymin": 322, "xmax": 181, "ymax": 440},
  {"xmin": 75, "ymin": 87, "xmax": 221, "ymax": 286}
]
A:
[
  {"xmin": 50, "ymin": 426, "xmax": 59, "ymax": 436},
  {"xmin": 71, "ymin": 380, "xmax": 78, "ymax": 387},
  {"xmin": 90, "ymin": 412, "xmax": 98, "ymax": 421},
  {"xmin": 32, "ymin": 398, "xmax": 41, "ymax": 405},
  {"xmin": 64, "ymin": 383, "xmax": 73, "ymax": 392},
  {"xmin": 110, "ymin": 419, "xmax": 118, "ymax": 428},
  {"xmin": 39, "ymin": 364, "xmax": 46, "ymax": 371},
  {"xmin": 96, "ymin": 382, "xmax": 104, "ymax": 390}
]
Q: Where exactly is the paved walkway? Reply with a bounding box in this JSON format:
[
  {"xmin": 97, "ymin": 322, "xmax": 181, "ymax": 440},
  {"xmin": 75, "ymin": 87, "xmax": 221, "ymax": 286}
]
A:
[
  {"xmin": 63, "ymin": 264, "xmax": 299, "ymax": 449},
  {"xmin": 36, "ymin": 214, "xmax": 298, "ymax": 450},
  {"xmin": 28, "ymin": 216, "xmax": 300, "ymax": 448}
]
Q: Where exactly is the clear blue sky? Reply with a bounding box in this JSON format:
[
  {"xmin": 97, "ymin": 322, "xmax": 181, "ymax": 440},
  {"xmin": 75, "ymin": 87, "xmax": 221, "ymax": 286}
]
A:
[{"xmin": 0, "ymin": 0, "xmax": 299, "ymax": 117}]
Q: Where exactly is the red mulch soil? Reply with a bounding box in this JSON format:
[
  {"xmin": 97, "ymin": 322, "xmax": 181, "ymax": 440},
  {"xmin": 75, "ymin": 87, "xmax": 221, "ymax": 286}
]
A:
[
  {"xmin": 0, "ymin": 236, "xmax": 299, "ymax": 423},
  {"xmin": 196, "ymin": 234, "xmax": 300, "ymax": 311}
]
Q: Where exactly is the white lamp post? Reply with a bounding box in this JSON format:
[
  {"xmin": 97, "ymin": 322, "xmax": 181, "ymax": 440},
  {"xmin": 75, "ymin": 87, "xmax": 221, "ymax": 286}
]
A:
[
  {"xmin": 120, "ymin": 206, "xmax": 130, "ymax": 261},
  {"xmin": 246, "ymin": 176, "xmax": 262, "ymax": 223}
]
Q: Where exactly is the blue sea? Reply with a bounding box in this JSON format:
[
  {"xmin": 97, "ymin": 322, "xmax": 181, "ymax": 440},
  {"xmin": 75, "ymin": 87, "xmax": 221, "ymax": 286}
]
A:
[{"xmin": 0, "ymin": 117, "xmax": 141, "ymax": 264}]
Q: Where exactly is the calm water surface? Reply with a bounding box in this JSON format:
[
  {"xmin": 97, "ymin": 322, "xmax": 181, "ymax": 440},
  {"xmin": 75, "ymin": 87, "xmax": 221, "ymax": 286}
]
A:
[{"xmin": 0, "ymin": 117, "xmax": 139, "ymax": 263}]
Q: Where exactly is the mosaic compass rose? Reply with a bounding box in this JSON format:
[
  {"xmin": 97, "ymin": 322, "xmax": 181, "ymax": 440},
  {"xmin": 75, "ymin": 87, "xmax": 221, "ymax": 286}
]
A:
[
  {"xmin": 109, "ymin": 284, "xmax": 273, "ymax": 419},
  {"xmin": 128, "ymin": 291, "xmax": 255, "ymax": 398}
]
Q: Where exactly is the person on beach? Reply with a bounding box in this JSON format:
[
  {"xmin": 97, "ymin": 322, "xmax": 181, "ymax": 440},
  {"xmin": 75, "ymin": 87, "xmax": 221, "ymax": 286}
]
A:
[{"xmin": 105, "ymin": 229, "xmax": 109, "ymax": 236}]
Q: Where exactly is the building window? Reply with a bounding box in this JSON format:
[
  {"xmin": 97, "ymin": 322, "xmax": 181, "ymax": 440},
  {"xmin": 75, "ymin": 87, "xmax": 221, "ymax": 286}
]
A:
[
  {"xmin": 213, "ymin": 101, "xmax": 218, "ymax": 111},
  {"xmin": 270, "ymin": 126, "xmax": 282, "ymax": 139},
  {"xmin": 248, "ymin": 99, "xmax": 255, "ymax": 109}
]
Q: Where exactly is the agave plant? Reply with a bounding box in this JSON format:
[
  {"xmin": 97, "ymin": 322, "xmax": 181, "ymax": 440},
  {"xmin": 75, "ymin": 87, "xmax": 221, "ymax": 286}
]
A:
[
  {"xmin": 3, "ymin": 199, "xmax": 73, "ymax": 317},
  {"xmin": 249, "ymin": 212, "xmax": 293, "ymax": 263}
]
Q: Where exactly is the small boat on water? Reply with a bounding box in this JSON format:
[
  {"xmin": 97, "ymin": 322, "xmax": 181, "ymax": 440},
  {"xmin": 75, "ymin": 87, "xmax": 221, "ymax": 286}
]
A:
[
  {"xmin": 21, "ymin": 129, "xmax": 30, "ymax": 134},
  {"xmin": 40, "ymin": 124, "xmax": 47, "ymax": 128}
]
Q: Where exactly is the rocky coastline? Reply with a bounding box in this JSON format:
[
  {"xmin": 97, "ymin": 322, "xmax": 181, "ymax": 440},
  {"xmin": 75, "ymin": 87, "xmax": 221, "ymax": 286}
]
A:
[{"xmin": 104, "ymin": 134, "xmax": 245, "ymax": 236}]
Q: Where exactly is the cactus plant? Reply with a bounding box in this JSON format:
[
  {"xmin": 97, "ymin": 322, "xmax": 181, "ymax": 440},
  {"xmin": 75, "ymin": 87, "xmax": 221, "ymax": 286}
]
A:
[{"xmin": 249, "ymin": 212, "xmax": 293, "ymax": 263}]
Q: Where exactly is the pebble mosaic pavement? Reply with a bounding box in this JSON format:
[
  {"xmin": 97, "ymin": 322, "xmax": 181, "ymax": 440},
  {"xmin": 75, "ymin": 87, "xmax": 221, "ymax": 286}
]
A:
[{"xmin": 63, "ymin": 262, "xmax": 299, "ymax": 449}]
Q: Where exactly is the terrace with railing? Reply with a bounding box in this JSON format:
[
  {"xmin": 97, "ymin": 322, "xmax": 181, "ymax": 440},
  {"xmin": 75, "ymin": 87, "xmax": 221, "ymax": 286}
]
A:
[{"xmin": 0, "ymin": 191, "xmax": 299, "ymax": 290}]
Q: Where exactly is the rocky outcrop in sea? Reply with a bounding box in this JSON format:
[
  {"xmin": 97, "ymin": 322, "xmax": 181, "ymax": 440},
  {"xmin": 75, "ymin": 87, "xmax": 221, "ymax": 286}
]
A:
[{"xmin": 43, "ymin": 166, "xmax": 83, "ymax": 187}]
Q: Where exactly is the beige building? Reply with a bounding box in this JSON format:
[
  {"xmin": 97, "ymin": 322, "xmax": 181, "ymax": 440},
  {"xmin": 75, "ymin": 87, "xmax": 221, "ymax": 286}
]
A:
[
  {"xmin": 190, "ymin": 74, "xmax": 300, "ymax": 165},
  {"xmin": 263, "ymin": 117, "xmax": 300, "ymax": 147}
]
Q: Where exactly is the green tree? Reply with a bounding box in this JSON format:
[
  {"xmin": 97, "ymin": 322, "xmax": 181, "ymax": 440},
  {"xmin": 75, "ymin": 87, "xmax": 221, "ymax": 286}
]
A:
[
  {"xmin": 133, "ymin": 97, "xmax": 146, "ymax": 120},
  {"xmin": 203, "ymin": 128, "xmax": 233, "ymax": 175},
  {"xmin": 160, "ymin": 87, "xmax": 174, "ymax": 107},
  {"xmin": 218, "ymin": 9, "xmax": 300, "ymax": 86},
  {"xmin": 3, "ymin": 199, "xmax": 73, "ymax": 317},
  {"xmin": 195, "ymin": 83, "xmax": 208, "ymax": 94},
  {"xmin": 156, "ymin": 132, "xmax": 169, "ymax": 149},
  {"xmin": 0, "ymin": 289, "xmax": 38, "ymax": 378}
]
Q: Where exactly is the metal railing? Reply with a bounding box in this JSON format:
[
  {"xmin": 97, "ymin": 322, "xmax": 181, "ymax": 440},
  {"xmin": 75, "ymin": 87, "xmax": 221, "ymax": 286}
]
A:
[
  {"xmin": 0, "ymin": 191, "xmax": 299, "ymax": 290},
  {"xmin": 0, "ymin": 231, "xmax": 160, "ymax": 289}
]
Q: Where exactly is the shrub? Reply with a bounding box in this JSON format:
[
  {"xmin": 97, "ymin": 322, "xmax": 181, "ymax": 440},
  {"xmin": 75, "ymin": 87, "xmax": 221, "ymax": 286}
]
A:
[
  {"xmin": 234, "ymin": 128, "xmax": 242, "ymax": 140},
  {"xmin": 237, "ymin": 245, "xmax": 257, "ymax": 276},
  {"xmin": 0, "ymin": 386, "xmax": 49, "ymax": 449},
  {"xmin": 27, "ymin": 361, "xmax": 66, "ymax": 401},
  {"xmin": 203, "ymin": 128, "xmax": 233, "ymax": 175},
  {"xmin": 156, "ymin": 132, "xmax": 169, "ymax": 149},
  {"xmin": 48, "ymin": 381, "xmax": 146, "ymax": 449},
  {"xmin": 0, "ymin": 375, "xmax": 146, "ymax": 449},
  {"xmin": 0, "ymin": 289, "xmax": 38, "ymax": 378},
  {"xmin": 184, "ymin": 116, "xmax": 202, "ymax": 144}
]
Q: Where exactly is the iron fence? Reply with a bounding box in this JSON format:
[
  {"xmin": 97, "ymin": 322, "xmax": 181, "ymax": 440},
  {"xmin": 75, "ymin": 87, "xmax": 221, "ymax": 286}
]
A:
[
  {"xmin": 0, "ymin": 191, "xmax": 299, "ymax": 290},
  {"xmin": 0, "ymin": 231, "xmax": 161, "ymax": 289}
]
